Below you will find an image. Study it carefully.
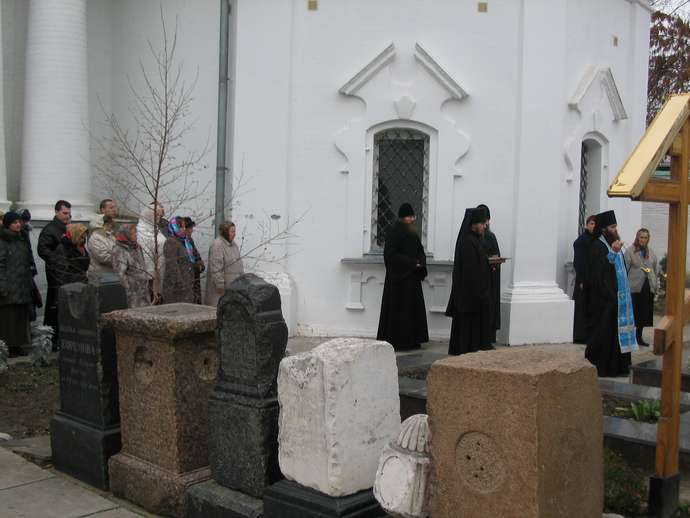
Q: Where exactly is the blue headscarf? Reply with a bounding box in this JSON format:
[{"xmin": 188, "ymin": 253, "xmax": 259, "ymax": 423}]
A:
[{"xmin": 168, "ymin": 217, "xmax": 195, "ymax": 263}]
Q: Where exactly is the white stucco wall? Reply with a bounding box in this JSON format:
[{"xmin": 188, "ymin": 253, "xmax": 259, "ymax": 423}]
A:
[{"xmin": 2, "ymin": 0, "xmax": 652, "ymax": 343}]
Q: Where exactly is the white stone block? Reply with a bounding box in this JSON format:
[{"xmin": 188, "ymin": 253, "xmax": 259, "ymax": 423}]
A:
[
  {"xmin": 277, "ymin": 337, "xmax": 400, "ymax": 497},
  {"xmin": 374, "ymin": 414, "xmax": 431, "ymax": 518}
]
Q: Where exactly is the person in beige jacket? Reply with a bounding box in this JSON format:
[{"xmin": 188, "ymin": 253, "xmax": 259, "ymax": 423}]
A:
[
  {"xmin": 624, "ymin": 228, "xmax": 658, "ymax": 346},
  {"xmin": 205, "ymin": 222, "xmax": 244, "ymax": 307},
  {"xmin": 87, "ymin": 214, "xmax": 116, "ymax": 281}
]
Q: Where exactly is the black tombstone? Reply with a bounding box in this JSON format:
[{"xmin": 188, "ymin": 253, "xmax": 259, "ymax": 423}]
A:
[
  {"xmin": 185, "ymin": 273, "xmax": 288, "ymax": 518},
  {"xmin": 50, "ymin": 274, "xmax": 127, "ymax": 490}
]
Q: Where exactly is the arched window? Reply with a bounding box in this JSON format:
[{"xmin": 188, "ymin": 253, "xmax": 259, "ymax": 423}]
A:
[
  {"xmin": 578, "ymin": 139, "xmax": 603, "ymax": 234},
  {"xmin": 371, "ymin": 127, "xmax": 430, "ymax": 250}
]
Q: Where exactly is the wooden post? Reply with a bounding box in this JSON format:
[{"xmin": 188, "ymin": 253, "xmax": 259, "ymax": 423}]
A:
[{"xmin": 651, "ymin": 121, "xmax": 689, "ymax": 515}]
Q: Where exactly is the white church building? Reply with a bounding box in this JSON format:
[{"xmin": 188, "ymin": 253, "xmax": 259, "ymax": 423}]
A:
[{"xmin": 1, "ymin": 0, "xmax": 652, "ymax": 344}]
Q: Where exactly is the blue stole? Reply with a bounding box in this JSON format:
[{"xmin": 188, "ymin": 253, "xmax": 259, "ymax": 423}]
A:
[{"xmin": 600, "ymin": 236, "xmax": 638, "ymax": 353}]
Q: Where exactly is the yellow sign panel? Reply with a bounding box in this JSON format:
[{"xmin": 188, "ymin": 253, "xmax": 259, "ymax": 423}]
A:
[{"xmin": 608, "ymin": 94, "xmax": 690, "ymax": 199}]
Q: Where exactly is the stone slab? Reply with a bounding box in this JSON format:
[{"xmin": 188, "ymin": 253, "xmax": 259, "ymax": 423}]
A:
[
  {"xmin": 631, "ymin": 352, "xmax": 690, "ymax": 393},
  {"xmin": 87, "ymin": 509, "xmax": 146, "ymax": 517},
  {"xmin": 427, "ymin": 345, "xmax": 603, "ymax": 518},
  {"xmin": 50, "ymin": 412, "xmax": 121, "ymax": 490},
  {"xmin": 263, "ymin": 480, "xmax": 384, "ymax": 518},
  {"xmin": 278, "ymin": 338, "xmax": 400, "ymax": 497},
  {"xmin": 0, "ymin": 448, "xmax": 53, "ymax": 490},
  {"xmin": 395, "ymin": 351, "xmax": 446, "ymax": 375},
  {"xmin": 184, "ymin": 479, "xmax": 264, "ymax": 518},
  {"xmin": 0, "ymin": 475, "xmax": 118, "ymax": 517},
  {"xmin": 109, "ymin": 452, "xmax": 210, "ymax": 517},
  {"xmin": 2, "ymin": 435, "xmax": 52, "ymax": 467},
  {"xmin": 208, "ymin": 391, "xmax": 281, "ymax": 497}
]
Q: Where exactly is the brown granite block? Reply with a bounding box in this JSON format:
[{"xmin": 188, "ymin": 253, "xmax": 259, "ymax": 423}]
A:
[
  {"xmin": 427, "ymin": 345, "xmax": 603, "ymax": 518},
  {"xmin": 104, "ymin": 304, "xmax": 217, "ymax": 516}
]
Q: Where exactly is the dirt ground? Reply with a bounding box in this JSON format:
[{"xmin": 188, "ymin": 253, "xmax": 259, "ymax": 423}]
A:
[{"xmin": 0, "ymin": 362, "xmax": 59, "ymax": 439}]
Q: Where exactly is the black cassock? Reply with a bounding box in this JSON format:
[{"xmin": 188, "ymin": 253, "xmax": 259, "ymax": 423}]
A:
[
  {"xmin": 584, "ymin": 238, "xmax": 631, "ymax": 377},
  {"xmin": 480, "ymin": 229, "xmax": 501, "ymax": 343},
  {"xmin": 572, "ymin": 231, "xmax": 593, "ymax": 344},
  {"xmin": 446, "ymin": 217, "xmax": 492, "ymax": 355},
  {"xmin": 376, "ymin": 221, "xmax": 429, "ymax": 351}
]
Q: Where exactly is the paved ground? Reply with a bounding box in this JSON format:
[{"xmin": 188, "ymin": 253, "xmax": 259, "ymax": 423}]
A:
[{"xmin": 0, "ymin": 447, "xmax": 152, "ymax": 518}]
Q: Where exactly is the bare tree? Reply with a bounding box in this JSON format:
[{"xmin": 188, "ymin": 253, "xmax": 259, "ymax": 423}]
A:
[{"xmin": 94, "ymin": 7, "xmax": 304, "ymax": 304}]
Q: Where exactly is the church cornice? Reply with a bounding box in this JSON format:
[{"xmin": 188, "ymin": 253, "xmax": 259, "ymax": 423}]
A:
[
  {"xmin": 413, "ymin": 43, "xmax": 468, "ymax": 101},
  {"xmin": 568, "ymin": 66, "xmax": 628, "ymax": 121},
  {"xmin": 339, "ymin": 43, "xmax": 396, "ymax": 97}
]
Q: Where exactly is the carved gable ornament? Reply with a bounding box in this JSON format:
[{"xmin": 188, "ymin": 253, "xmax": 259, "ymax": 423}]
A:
[{"xmin": 563, "ymin": 66, "xmax": 627, "ymax": 176}]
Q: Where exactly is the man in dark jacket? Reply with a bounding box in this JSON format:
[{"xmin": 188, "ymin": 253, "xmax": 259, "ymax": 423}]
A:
[
  {"xmin": 446, "ymin": 207, "xmax": 493, "ymax": 355},
  {"xmin": 37, "ymin": 200, "xmax": 72, "ymax": 347},
  {"xmin": 572, "ymin": 215, "xmax": 596, "ymax": 343},
  {"xmin": 376, "ymin": 203, "xmax": 429, "ymax": 351},
  {"xmin": 0, "ymin": 212, "xmax": 35, "ymax": 356}
]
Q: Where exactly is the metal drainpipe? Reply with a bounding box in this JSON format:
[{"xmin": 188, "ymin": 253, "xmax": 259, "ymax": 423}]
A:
[{"xmin": 215, "ymin": 0, "xmax": 232, "ymax": 236}]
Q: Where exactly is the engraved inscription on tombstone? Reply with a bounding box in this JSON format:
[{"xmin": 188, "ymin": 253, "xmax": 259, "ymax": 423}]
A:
[{"xmin": 51, "ymin": 274, "xmax": 128, "ymax": 490}]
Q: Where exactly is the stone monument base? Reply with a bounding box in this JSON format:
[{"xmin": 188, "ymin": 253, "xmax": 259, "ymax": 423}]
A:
[
  {"xmin": 50, "ymin": 412, "xmax": 121, "ymax": 490},
  {"xmin": 185, "ymin": 479, "xmax": 264, "ymax": 518},
  {"xmin": 109, "ymin": 452, "xmax": 210, "ymax": 517},
  {"xmin": 263, "ymin": 480, "xmax": 384, "ymax": 518}
]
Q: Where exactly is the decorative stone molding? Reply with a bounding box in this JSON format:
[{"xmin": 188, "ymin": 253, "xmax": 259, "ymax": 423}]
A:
[
  {"xmin": 568, "ymin": 66, "xmax": 627, "ymax": 121},
  {"xmin": 395, "ymin": 95, "xmax": 417, "ymax": 120},
  {"xmin": 563, "ymin": 66, "xmax": 622, "ymax": 177},
  {"xmin": 345, "ymin": 271, "xmax": 379, "ymax": 311},
  {"xmin": 414, "ymin": 43, "xmax": 468, "ymax": 101},
  {"xmin": 339, "ymin": 42, "xmax": 396, "ymax": 98},
  {"xmin": 500, "ymin": 282, "xmax": 572, "ymax": 304},
  {"xmin": 425, "ymin": 272, "xmax": 451, "ymax": 313}
]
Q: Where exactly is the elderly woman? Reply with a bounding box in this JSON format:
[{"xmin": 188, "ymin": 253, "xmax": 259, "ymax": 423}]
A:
[
  {"xmin": 205, "ymin": 221, "xmax": 244, "ymax": 307},
  {"xmin": 0, "ymin": 212, "xmax": 35, "ymax": 356},
  {"xmin": 87, "ymin": 214, "xmax": 116, "ymax": 281},
  {"xmin": 625, "ymin": 228, "xmax": 658, "ymax": 346},
  {"xmin": 55, "ymin": 223, "xmax": 90, "ymax": 285},
  {"xmin": 162, "ymin": 217, "xmax": 195, "ymax": 303},
  {"xmin": 112, "ymin": 223, "xmax": 150, "ymax": 308}
]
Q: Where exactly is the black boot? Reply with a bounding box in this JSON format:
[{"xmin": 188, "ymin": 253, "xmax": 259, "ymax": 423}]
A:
[{"xmin": 637, "ymin": 328, "xmax": 648, "ymax": 347}]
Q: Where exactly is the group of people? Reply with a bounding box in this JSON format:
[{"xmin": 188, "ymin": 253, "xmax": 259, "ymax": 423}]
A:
[
  {"xmin": 0, "ymin": 199, "xmax": 244, "ymax": 356},
  {"xmin": 573, "ymin": 210, "xmax": 658, "ymax": 377},
  {"xmin": 376, "ymin": 202, "xmax": 657, "ymax": 378},
  {"xmin": 376, "ymin": 202, "xmax": 501, "ymax": 355}
]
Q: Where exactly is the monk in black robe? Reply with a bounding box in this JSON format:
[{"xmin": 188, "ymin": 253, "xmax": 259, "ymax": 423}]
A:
[
  {"xmin": 477, "ymin": 204, "xmax": 501, "ymax": 343},
  {"xmin": 572, "ymin": 215, "xmax": 596, "ymax": 344},
  {"xmin": 446, "ymin": 207, "xmax": 493, "ymax": 355},
  {"xmin": 376, "ymin": 203, "xmax": 429, "ymax": 351},
  {"xmin": 585, "ymin": 210, "xmax": 632, "ymax": 377}
]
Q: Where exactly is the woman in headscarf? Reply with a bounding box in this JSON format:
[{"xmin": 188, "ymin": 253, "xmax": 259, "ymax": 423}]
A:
[
  {"xmin": 205, "ymin": 221, "xmax": 244, "ymax": 307},
  {"xmin": 376, "ymin": 203, "xmax": 429, "ymax": 351},
  {"xmin": 446, "ymin": 207, "xmax": 493, "ymax": 355},
  {"xmin": 182, "ymin": 217, "xmax": 206, "ymax": 304},
  {"xmin": 112, "ymin": 223, "xmax": 150, "ymax": 308},
  {"xmin": 55, "ymin": 223, "xmax": 90, "ymax": 285},
  {"xmin": 137, "ymin": 204, "xmax": 166, "ymax": 303},
  {"xmin": 624, "ymin": 228, "xmax": 657, "ymax": 346},
  {"xmin": 162, "ymin": 217, "xmax": 195, "ymax": 303},
  {"xmin": 0, "ymin": 212, "xmax": 35, "ymax": 356}
]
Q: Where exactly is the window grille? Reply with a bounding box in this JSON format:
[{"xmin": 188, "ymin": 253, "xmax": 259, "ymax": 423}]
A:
[
  {"xmin": 371, "ymin": 128, "xmax": 430, "ymax": 250},
  {"xmin": 578, "ymin": 142, "xmax": 589, "ymax": 235}
]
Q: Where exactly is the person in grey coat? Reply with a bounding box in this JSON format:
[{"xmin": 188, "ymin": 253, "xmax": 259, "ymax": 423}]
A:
[
  {"xmin": 205, "ymin": 221, "xmax": 244, "ymax": 307},
  {"xmin": 624, "ymin": 228, "xmax": 658, "ymax": 346},
  {"xmin": 0, "ymin": 212, "xmax": 35, "ymax": 356},
  {"xmin": 112, "ymin": 224, "xmax": 151, "ymax": 308}
]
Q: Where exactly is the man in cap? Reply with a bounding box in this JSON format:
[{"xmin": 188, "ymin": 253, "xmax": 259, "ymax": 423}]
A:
[
  {"xmin": 446, "ymin": 206, "xmax": 493, "ymax": 355},
  {"xmin": 377, "ymin": 202, "xmax": 429, "ymax": 351},
  {"xmin": 585, "ymin": 210, "xmax": 637, "ymax": 376}
]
